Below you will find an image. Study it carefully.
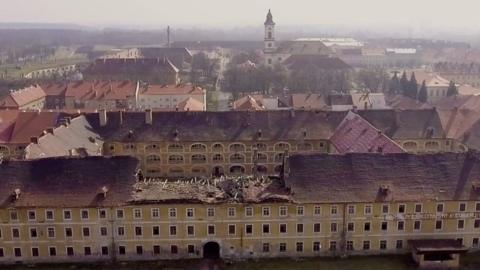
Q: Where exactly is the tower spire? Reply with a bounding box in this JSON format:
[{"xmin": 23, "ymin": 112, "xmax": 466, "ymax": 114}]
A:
[{"xmin": 264, "ymin": 9, "xmax": 275, "ymax": 25}]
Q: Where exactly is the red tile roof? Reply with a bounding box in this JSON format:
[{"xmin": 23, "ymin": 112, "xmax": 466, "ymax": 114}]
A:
[
  {"xmin": 0, "ymin": 85, "xmax": 46, "ymax": 108},
  {"xmin": 39, "ymin": 82, "xmax": 67, "ymax": 96},
  {"xmin": 8, "ymin": 112, "xmax": 64, "ymax": 144},
  {"xmin": 330, "ymin": 111, "xmax": 405, "ymax": 154},
  {"xmin": 233, "ymin": 95, "xmax": 265, "ymax": 111},
  {"xmin": 141, "ymin": 83, "xmax": 204, "ymax": 95},
  {"xmin": 0, "ymin": 110, "xmax": 20, "ymax": 143},
  {"xmin": 65, "ymin": 80, "xmax": 137, "ymax": 101},
  {"xmin": 177, "ymin": 97, "xmax": 204, "ymax": 111}
]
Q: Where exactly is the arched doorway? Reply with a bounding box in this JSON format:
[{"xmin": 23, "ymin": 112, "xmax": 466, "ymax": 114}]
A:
[
  {"xmin": 212, "ymin": 166, "xmax": 224, "ymax": 177},
  {"xmin": 203, "ymin": 241, "xmax": 220, "ymax": 259}
]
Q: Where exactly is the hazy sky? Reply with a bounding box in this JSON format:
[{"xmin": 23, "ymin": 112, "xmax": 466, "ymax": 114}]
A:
[{"xmin": 1, "ymin": 0, "xmax": 479, "ymax": 31}]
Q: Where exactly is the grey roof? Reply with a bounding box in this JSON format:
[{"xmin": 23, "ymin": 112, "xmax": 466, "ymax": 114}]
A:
[
  {"xmin": 84, "ymin": 110, "xmax": 348, "ymax": 142},
  {"xmin": 286, "ymin": 152, "xmax": 480, "ymax": 203},
  {"xmin": 276, "ymin": 41, "xmax": 333, "ymax": 56},
  {"xmin": 25, "ymin": 115, "xmax": 104, "ymax": 159},
  {"xmin": 0, "ymin": 156, "xmax": 139, "ymax": 208}
]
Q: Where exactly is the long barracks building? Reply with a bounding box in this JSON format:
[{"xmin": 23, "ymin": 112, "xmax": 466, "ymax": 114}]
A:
[{"xmin": 0, "ymin": 152, "xmax": 480, "ymax": 267}]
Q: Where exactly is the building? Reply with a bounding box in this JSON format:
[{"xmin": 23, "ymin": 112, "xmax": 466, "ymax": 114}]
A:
[
  {"xmin": 39, "ymin": 82, "xmax": 67, "ymax": 109},
  {"xmin": 413, "ymin": 71, "xmax": 451, "ymax": 103},
  {"xmin": 83, "ymin": 58, "xmax": 180, "ymax": 85},
  {"xmin": 137, "ymin": 84, "xmax": 206, "ymax": 111},
  {"xmin": 0, "ymin": 85, "xmax": 46, "ymax": 110},
  {"xmin": 1, "ymin": 152, "xmax": 480, "ymax": 267},
  {"xmin": 64, "ymin": 80, "xmax": 139, "ymax": 110}
]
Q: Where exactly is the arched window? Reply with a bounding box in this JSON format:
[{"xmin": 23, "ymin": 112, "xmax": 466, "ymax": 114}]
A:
[
  {"xmin": 212, "ymin": 154, "xmax": 224, "ymax": 163},
  {"xmin": 256, "ymin": 153, "xmax": 268, "ymax": 163},
  {"xmin": 254, "ymin": 165, "xmax": 268, "ymax": 175},
  {"xmin": 230, "ymin": 153, "xmax": 245, "ymax": 163},
  {"xmin": 212, "ymin": 143, "xmax": 224, "ymax": 152},
  {"xmin": 146, "ymin": 154, "xmax": 161, "ymax": 164},
  {"xmin": 403, "ymin": 141, "xmax": 418, "ymax": 150},
  {"xmin": 168, "ymin": 155, "xmax": 184, "ymax": 164},
  {"xmin": 191, "ymin": 143, "xmax": 207, "ymax": 152},
  {"xmin": 229, "ymin": 166, "xmax": 245, "ymax": 175},
  {"xmin": 229, "ymin": 143, "xmax": 246, "ymax": 152},
  {"xmin": 274, "ymin": 142, "xmax": 290, "ymax": 151},
  {"xmin": 191, "ymin": 154, "xmax": 207, "ymax": 164},
  {"xmin": 297, "ymin": 143, "xmax": 313, "ymax": 151},
  {"xmin": 0, "ymin": 145, "xmax": 9, "ymax": 156},
  {"xmin": 123, "ymin": 143, "xmax": 136, "ymax": 151},
  {"xmin": 168, "ymin": 143, "xmax": 184, "ymax": 152},
  {"xmin": 425, "ymin": 141, "xmax": 440, "ymax": 150},
  {"xmin": 253, "ymin": 143, "xmax": 268, "ymax": 151},
  {"xmin": 274, "ymin": 153, "xmax": 284, "ymax": 163},
  {"xmin": 145, "ymin": 144, "xmax": 160, "ymax": 151}
]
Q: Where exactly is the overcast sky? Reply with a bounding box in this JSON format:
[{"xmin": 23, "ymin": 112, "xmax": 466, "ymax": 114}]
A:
[{"xmin": 1, "ymin": 0, "xmax": 479, "ymax": 31}]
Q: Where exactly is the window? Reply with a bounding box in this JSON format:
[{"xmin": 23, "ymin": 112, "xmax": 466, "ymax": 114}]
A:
[
  {"xmin": 168, "ymin": 154, "xmax": 184, "ymax": 164},
  {"xmin": 63, "ymin": 210, "xmax": 72, "ymax": 220},
  {"xmin": 135, "ymin": 226, "xmax": 142, "ymax": 236},
  {"xmin": 14, "ymin": 247, "xmax": 22, "ymax": 257},
  {"xmin": 47, "ymin": 227, "xmax": 55, "ymax": 238},
  {"xmin": 414, "ymin": 220, "xmax": 421, "ymax": 231},
  {"xmin": 363, "ymin": 241, "xmax": 370, "ymax": 250},
  {"xmin": 435, "ymin": 220, "xmax": 443, "ymax": 230},
  {"xmin": 118, "ymin": 246, "xmax": 126, "ymax": 255},
  {"xmin": 98, "ymin": 209, "xmax": 107, "ymax": 219},
  {"xmin": 382, "ymin": 205, "xmax": 389, "ymax": 214},
  {"xmin": 280, "ymin": 243, "xmax": 287, "ymax": 252},
  {"xmin": 297, "ymin": 223, "xmax": 304, "ymax": 233},
  {"xmin": 65, "ymin": 227, "xmax": 73, "ymax": 238},
  {"xmin": 229, "ymin": 143, "xmax": 245, "ymax": 152},
  {"xmin": 212, "ymin": 154, "xmax": 224, "ymax": 162},
  {"xmin": 313, "ymin": 242, "xmax": 321, "ymax": 252},
  {"xmin": 207, "ymin": 208, "xmax": 215, "ymax": 217},
  {"xmin": 458, "ymin": 219, "xmax": 465, "ymax": 230},
  {"xmin": 227, "ymin": 207, "xmax": 236, "ymax": 217},
  {"xmin": 116, "ymin": 209, "xmax": 124, "ymax": 219},
  {"xmin": 459, "ymin": 203, "xmax": 467, "ymax": 212},
  {"xmin": 134, "ymin": 208, "xmax": 142, "ymax": 219},
  {"xmin": 228, "ymin": 224, "xmax": 236, "ymax": 235},
  {"xmin": 473, "ymin": 238, "xmax": 479, "ymax": 248},
  {"xmin": 83, "ymin": 246, "xmax": 91, "ymax": 256},
  {"xmin": 280, "ymin": 224, "xmax": 287, "ymax": 233},
  {"xmin": 100, "ymin": 227, "xmax": 108, "ymax": 236},
  {"xmin": 347, "ymin": 222, "xmax": 354, "ymax": 232},
  {"xmin": 212, "ymin": 143, "xmax": 224, "ymax": 152},
  {"xmin": 397, "ymin": 221, "xmax": 405, "ymax": 231},
  {"xmin": 230, "ymin": 153, "xmax": 245, "ymax": 163},
  {"xmin": 314, "ymin": 205, "xmax": 321, "ymax": 216},
  {"xmin": 437, "ymin": 203, "xmax": 444, "ymax": 213},
  {"xmin": 208, "ymin": 225, "xmax": 215, "ymax": 235},
  {"xmin": 347, "ymin": 241, "xmax": 354, "ymax": 251},
  {"xmin": 10, "ymin": 211, "xmax": 18, "ymax": 221},
  {"xmin": 474, "ymin": 219, "xmax": 480, "ymax": 229},
  {"xmin": 396, "ymin": 240, "xmax": 403, "ymax": 249},
  {"xmin": 364, "ymin": 222, "xmax": 371, "ymax": 232},
  {"xmin": 81, "ymin": 209, "xmax": 89, "ymax": 219},
  {"xmin": 46, "ymin": 210, "xmax": 54, "ymax": 220},
  {"xmin": 153, "ymin": 245, "xmax": 161, "ymax": 255},
  {"xmin": 152, "ymin": 226, "xmax": 160, "ymax": 236},
  {"xmin": 136, "ymin": 246, "xmax": 143, "ymax": 255},
  {"xmin": 169, "ymin": 208, "xmax": 177, "ymax": 218},
  {"xmin": 245, "ymin": 224, "xmax": 253, "ymax": 235},
  {"xmin": 279, "ymin": 206, "xmax": 288, "ymax": 216},
  {"xmin": 263, "ymin": 224, "xmax": 270, "ymax": 234},
  {"xmin": 381, "ymin": 222, "xmax": 388, "ymax": 231},
  {"xmin": 186, "ymin": 208, "xmax": 195, "ymax": 218},
  {"xmin": 49, "ymin": 247, "xmax": 56, "ymax": 256},
  {"xmin": 28, "ymin": 210, "xmax": 36, "ymax": 221},
  {"xmin": 296, "ymin": 242, "xmax": 304, "ymax": 252},
  {"xmin": 0, "ymin": 248, "xmax": 3, "ymax": 257},
  {"xmin": 329, "ymin": 241, "xmax": 337, "ymax": 251},
  {"xmin": 348, "ymin": 205, "xmax": 355, "ymax": 215},
  {"xmin": 331, "ymin": 222, "xmax": 337, "ymax": 232},
  {"xmin": 187, "ymin": 245, "xmax": 195, "ymax": 254},
  {"xmin": 364, "ymin": 205, "xmax": 372, "ymax": 215},
  {"xmin": 82, "ymin": 227, "xmax": 90, "ymax": 237},
  {"xmin": 331, "ymin": 205, "xmax": 338, "ymax": 215},
  {"xmin": 168, "ymin": 144, "xmax": 183, "ymax": 152},
  {"xmin": 102, "ymin": 246, "xmax": 109, "ymax": 256},
  {"xmin": 415, "ymin": 204, "xmax": 422, "ymax": 213},
  {"xmin": 170, "ymin": 226, "xmax": 177, "ymax": 236},
  {"xmin": 191, "ymin": 154, "xmax": 207, "ymax": 164},
  {"xmin": 314, "ymin": 223, "xmax": 321, "ymax": 233},
  {"xmin": 262, "ymin": 207, "xmax": 270, "ymax": 217},
  {"xmin": 380, "ymin": 240, "xmax": 387, "ymax": 250},
  {"xmin": 245, "ymin": 207, "xmax": 253, "ymax": 217},
  {"xmin": 12, "ymin": 228, "xmax": 20, "ymax": 238},
  {"xmin": 117, "ymin": 227, "xmax": 125, "ymax": 236},
  {"xmin": 31, "ymin": 247, "xmax": 39, "ymax": 257},
  {"xmin": 476, "ymin": 202, "xmax": 480, "ymax": 211},
  {"xmin": 263, "ymin": 243, "xmax": 270, "ymax": 253},
  {"xmin": 398, "ymin": 204, "xmax": 406, "ymax": 213},
  {"xmin": 297, "ymin": 206, "xmax": 304, "ymax": 216},
  {"xmin": 171, "ymin": 245, "xmax": 178, "ymax": 254},
  {"xmin": 30, "ymin": 228, "xmax": 38, "ymax": 238},
  {"xmin": 152, "ymin": 208, "xmax": 160, "ymax": 219}
]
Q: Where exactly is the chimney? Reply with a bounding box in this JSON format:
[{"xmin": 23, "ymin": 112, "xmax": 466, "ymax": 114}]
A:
[
  {"xmin": 145, "ymin": 109, "xmax": 153, "ymax": 125},
  {"xmin": 99, "ymin": 109, "xmax": 107, "ymax": 127},
  {"xmin": 12, "ymin": 188, "xmax": 21, "ymax": 200},
  {"xmin": 352, "ymin": 105, "xmax": 358, "ymax": 113},
  {"xmin": 101, "ymin": 186, "xmax": 109, "ymax": 198},
  {"xmin": 119, "ymin": 110, "xmax": 124, "ymax": 125},
  {"xmin": 30, "ymin": 136, "xmax": 38, "ymax": 144}
]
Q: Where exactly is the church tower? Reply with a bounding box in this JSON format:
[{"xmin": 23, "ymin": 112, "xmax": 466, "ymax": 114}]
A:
[{"xmin": 264, "ymin": 9, "xmax": 276, "ymax": 65}]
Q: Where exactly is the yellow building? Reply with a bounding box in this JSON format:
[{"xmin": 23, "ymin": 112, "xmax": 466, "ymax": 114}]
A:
[{"xmin": 1, "ymin": 152, "xmax": 480, "ymax": 267}]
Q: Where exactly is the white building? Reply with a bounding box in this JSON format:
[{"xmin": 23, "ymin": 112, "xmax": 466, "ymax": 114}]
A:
[{"xmin": 137, "ymin": 84, "xmax": 206, "ymax": 111}]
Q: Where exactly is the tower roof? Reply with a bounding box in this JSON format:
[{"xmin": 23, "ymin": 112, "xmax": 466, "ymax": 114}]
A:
[{"xmin": 264, "ymin": 9, "xmax": 275, "ymax": 25}]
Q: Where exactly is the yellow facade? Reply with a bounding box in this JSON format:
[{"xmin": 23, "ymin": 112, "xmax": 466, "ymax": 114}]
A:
[{"xmin": 1, "ymin": 200, "xmax": 480, "ymax": 263}]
